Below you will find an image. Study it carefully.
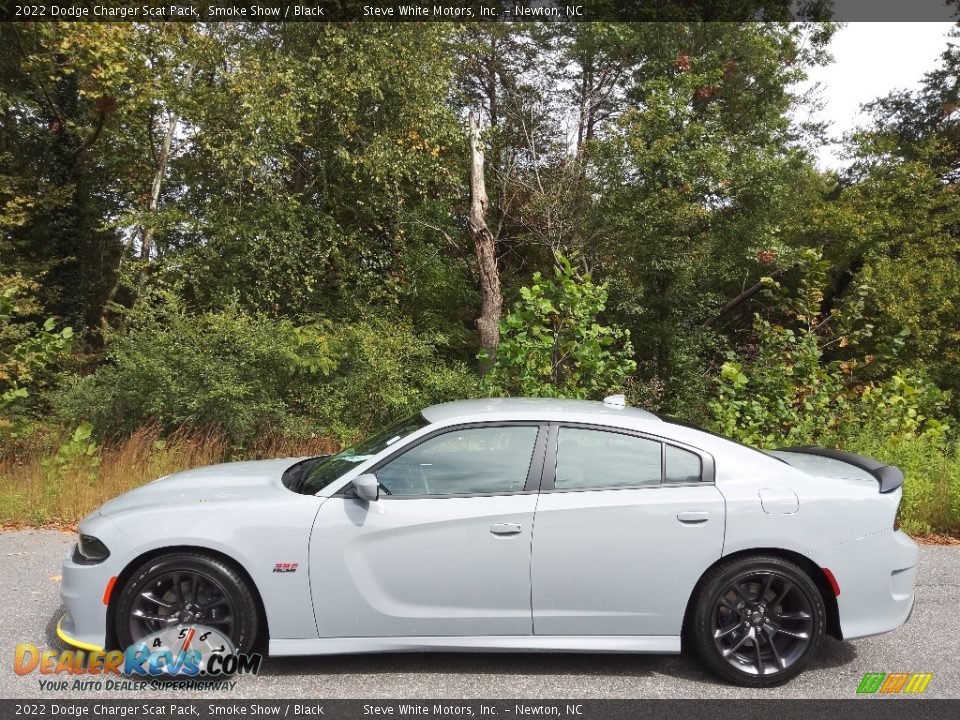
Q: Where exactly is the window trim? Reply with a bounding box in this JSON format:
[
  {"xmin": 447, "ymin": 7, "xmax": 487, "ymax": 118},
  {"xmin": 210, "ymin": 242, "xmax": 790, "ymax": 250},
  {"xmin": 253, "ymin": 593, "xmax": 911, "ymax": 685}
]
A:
[
  {"xmin": 337, "ymin": 421, "xmax": 548, "ymax": 500},
  {"xmin": 540, "ymin": 421, "xmax": 716, "ymax": 493}
]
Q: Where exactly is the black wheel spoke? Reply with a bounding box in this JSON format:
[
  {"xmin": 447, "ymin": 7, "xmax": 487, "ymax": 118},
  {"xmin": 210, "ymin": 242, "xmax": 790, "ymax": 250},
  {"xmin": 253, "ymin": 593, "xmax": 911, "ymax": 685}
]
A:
[
  {"xmin": 140, "ymin": 591, "xmax": 175, "ymax": 608},
  {"xmin": 772, "ymin": 580, "xmax": 794, "ymax": 608},
  {"xmin": 766, "ymin": 621, "xmax": 809, "ymax": 640},
  {"xmin": 132, "ymin": 610, "xmax": 171, "ymax": 624},
  {"xmin": 722, "ymin": 631, "xmax": 751, "ymax": 658},
  {"xmin": 761, "ymin": 574, "xmax": 775, "ymax": 601},
  {"xmin": 753, "ymin": 636, "xmax": 764, "ymax": 675},
  {"xmin": 200, "ymin": 597, "xmax": 229, "ymax": 611},
  {"xmin": 714, "ymin": 622, "xmax": 741, "ymax": 639},
  {"xmin": 764, "ymin": 627, "xmax": 786, "ymax": 670},
  {"xmin": 731, "ymin": 583, "xmax": 753, "ymax": 604},
  {"xmin": 718, "ymin": 598, "xmax": 746, "ymax": 617}
]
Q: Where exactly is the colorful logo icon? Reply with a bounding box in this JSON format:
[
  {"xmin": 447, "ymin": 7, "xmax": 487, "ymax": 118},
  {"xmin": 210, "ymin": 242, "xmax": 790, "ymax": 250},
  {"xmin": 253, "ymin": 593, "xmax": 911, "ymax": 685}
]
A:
[{"xmin": 857, "ymin": 672, "xmax": 933, "ymax": 695}]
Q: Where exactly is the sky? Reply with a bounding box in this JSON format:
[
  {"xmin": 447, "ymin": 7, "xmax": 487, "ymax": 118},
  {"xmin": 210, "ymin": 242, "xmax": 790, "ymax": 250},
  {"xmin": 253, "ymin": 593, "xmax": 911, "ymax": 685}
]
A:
[{"xmin": 800, "ymin": 22, "xmax": 955, "ymax": 168}]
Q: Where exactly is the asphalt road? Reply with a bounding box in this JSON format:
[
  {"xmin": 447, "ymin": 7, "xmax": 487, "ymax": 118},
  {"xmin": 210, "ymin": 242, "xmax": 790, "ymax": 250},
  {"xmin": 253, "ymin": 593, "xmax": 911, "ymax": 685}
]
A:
[{"xmin": 2, "ymin": 529, "xmax": 958, "ymax": 699}]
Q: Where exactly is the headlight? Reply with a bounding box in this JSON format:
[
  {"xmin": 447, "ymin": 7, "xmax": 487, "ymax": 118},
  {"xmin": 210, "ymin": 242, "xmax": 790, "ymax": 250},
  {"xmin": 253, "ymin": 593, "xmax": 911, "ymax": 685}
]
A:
[{"xmin": 75, "ymin": 534, "xmax": 110, "ymax": 563}]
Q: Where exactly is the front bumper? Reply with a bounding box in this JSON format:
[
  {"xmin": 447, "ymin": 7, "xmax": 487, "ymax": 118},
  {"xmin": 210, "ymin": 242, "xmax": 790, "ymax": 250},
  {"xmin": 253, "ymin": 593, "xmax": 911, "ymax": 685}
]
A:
[
  {"xmin": 57, "ymin": 612, "xmax": 104, "ymax": 653},
  {"xmin": 59, "ymin": 543, "xmax": 117, "ymax": 651},
  {"xmin": 813, "ymin": 529, "xmax": 919, "ymax": 640}
]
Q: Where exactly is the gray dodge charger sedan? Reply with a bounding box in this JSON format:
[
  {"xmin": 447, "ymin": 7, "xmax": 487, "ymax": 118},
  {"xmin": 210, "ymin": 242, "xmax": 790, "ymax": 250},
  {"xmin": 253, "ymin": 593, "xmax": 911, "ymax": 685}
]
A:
[{"xmin": 59, "ymin": 396, "xmax": 917, "ymax": 686}]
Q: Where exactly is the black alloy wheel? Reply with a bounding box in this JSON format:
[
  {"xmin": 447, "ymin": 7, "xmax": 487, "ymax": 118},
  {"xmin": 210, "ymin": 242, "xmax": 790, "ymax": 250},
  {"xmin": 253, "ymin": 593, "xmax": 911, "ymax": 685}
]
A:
[
  {"xmin": 689, "ymin": 555, "xmax": 826, "ymax": 687},
  {"xmin": 114, "ymin": 552, "xmax": 260, "ymax": 653}
]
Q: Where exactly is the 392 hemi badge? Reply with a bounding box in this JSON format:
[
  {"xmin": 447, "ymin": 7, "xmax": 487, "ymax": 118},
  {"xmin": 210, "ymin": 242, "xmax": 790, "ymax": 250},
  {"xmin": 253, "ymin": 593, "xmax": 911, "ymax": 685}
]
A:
[{"xmin": 273, "ymin": 562, "xmax": 299, "ymax": 573}]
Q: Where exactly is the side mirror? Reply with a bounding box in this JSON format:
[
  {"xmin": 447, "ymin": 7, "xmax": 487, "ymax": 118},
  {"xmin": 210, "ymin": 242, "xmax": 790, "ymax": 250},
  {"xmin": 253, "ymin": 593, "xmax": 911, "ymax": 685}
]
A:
[{"xmin": 352, "ymin": 473, "xmax": 380, "ymax": 502}]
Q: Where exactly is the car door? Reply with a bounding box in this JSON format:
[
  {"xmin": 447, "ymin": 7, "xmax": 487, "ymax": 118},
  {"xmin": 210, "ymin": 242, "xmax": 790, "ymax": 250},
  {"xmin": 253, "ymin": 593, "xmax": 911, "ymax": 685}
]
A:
[
  {"xmin": 531, "ymin": 424, "xmax": 725, "ymax": 636},
  {"xmin": 309, "ymin": 423, "xmax": 546, "ymax": 638}
]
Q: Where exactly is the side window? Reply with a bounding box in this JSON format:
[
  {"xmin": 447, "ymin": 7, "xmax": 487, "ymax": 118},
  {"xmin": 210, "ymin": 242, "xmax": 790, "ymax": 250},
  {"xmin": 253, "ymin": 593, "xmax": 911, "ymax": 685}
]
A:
[
  {"xmin": 555, "ymin": 428, "xmax": 661, "ymax": 490},
  {"xmin": 664, "ymin": 444, "xmax": 702, "ymax": 483},
  {"xmin": 376, "ymin": 426, "xmax": 539, "ymax": 497}
]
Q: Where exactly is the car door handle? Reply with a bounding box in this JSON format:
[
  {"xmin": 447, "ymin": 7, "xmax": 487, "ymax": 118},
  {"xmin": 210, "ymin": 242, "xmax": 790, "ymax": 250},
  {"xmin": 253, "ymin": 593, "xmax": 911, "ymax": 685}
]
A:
[
  {"xmin": 490, "ymin": 522, "xmax": 522, "ymax": 536},
  {"xmin": 677, "ymin": 511, "xmax": 710, "ymax": 525}
]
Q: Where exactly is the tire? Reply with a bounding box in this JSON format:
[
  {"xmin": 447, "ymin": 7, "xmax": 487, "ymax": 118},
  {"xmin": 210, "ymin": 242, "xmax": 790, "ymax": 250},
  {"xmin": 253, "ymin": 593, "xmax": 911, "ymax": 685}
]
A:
[
  {"xmin": 688, "ymin": 554, "xmax": 825, "ymax": 687},
  {"xmin": 114, "ymin": 552, "xmax": 260, "ymax": 653}
]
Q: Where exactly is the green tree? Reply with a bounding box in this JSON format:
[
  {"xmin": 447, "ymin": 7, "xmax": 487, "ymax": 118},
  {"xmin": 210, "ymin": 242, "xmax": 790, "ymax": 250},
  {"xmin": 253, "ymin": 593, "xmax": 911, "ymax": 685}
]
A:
[
  {"xmin": 166, "ymin": 24, "xmax": 468, "ymax": 325},
  {"xmin": 587, "ymin": 23, "xmax": 835, "ymax": 413},
  {"xmin": 482, "ymin": 254, "xmax": 636, "ymax": 398},
  {"xmin": 0, "ymin": 23, "xmax": 132, "ymax": 329},
  {"xmin": 813, "ymin": 33, "xmax": 960, "ymax": 405},
  {"xmin": 0, "ymin": 274, "xmax": 73, "ymax": 440}
]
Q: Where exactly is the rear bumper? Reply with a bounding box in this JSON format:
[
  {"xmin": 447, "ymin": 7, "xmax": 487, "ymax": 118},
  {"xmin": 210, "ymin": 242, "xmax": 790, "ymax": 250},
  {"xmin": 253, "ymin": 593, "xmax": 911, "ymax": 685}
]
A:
[{"xmin": 813, "ymin": 529, "xmax": 919, "ymax": 640}]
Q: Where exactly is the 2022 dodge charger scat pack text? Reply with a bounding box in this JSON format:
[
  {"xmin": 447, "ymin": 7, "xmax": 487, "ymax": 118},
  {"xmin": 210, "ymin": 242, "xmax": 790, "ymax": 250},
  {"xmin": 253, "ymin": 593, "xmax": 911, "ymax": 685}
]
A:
[{"xmin": 58, "ymin": 397, "xmax": 918, "ymax": 687}]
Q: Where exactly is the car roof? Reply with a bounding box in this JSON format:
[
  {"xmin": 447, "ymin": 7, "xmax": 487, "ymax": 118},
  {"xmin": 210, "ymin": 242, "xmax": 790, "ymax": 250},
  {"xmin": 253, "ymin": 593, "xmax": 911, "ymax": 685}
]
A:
[{"xmin": 421, "ymin": 397, "xmax": 661, "ymax": 425}]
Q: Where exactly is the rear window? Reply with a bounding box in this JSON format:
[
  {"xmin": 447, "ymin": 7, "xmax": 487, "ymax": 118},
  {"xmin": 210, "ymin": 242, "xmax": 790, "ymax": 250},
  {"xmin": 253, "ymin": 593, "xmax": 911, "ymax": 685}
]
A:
[
  {"xmin": 664, "ymin": 444, "xmax": 702, "ymax": 483},
  {"xmin": 765, "ymin": 451, "xmax": 877, "ymax": 482},
  {"xmin": 555, "ymin": 428, "xmax": 662, "ymax": 490}
]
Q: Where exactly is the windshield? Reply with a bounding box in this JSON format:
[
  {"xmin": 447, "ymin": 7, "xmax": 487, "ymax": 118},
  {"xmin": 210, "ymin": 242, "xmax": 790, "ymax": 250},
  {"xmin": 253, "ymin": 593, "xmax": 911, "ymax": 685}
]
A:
[{"xmin": 293, "ymin": 413, "xmax": 430, "ymax": 495}]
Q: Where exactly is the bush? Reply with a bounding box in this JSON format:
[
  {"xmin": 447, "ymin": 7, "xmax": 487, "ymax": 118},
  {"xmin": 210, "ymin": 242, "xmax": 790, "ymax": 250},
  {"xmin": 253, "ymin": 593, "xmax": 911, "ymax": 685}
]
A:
[
  {"xmin": 482, "ymin": 254, "xmax": 636, "ymax": 399},
  {"xmin": 57, "ymin": 308, "xmax": 311, "ymax": 445},
  {"xmin": 55, "ymin": 303, "xmax": 475, "ymax": 447},
  {"xmin": 0, "ymin": 274, "xmax": 73, "ymax": 441},
  {"xmin": 708, "ymin": 253, "xmax": 952, "ymax": 448},
  {"xmin": 710, "ymin": 324, "xmax": 960, "ymax": 536}
]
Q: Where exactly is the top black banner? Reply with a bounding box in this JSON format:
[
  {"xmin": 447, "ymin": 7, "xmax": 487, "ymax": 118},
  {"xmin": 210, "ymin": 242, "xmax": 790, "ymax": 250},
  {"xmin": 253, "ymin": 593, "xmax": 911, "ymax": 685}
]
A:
[{"xmin": 0, "ymin": 0, "xmax": 957, "ymax": 23}]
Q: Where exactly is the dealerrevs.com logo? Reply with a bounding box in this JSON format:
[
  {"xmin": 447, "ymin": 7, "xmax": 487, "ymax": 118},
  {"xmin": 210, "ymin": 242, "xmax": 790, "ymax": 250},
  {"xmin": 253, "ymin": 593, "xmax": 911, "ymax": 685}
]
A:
[
  {"xmin": 14, "ymin": 624, "xmax": 262, "ymax": 692},
  {"xmin": 857, "ymin": 672, "xmax": 933, "ymax": 695}
]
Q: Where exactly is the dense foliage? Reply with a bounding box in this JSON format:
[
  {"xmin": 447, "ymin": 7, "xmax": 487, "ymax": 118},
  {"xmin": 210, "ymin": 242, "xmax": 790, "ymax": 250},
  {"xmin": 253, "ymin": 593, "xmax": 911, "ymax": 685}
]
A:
[
  {"xmin": 483, "ymin": 254, "xmax": 636, "ymax": 398},
  {"xmin": 1, "ymin": 21, "xmax": 958, "ymax": 531}
]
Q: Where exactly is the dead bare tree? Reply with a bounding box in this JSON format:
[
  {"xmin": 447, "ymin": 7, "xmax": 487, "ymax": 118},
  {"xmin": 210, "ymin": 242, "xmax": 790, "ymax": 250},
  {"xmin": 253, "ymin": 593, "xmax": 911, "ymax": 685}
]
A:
[
  {"xmin": 468, "ymin": 109, "xmax": 502, "ymax": 371},
  {"xmin": 99, "ymin": 65, "xmax": 193, "ymax": 335}
]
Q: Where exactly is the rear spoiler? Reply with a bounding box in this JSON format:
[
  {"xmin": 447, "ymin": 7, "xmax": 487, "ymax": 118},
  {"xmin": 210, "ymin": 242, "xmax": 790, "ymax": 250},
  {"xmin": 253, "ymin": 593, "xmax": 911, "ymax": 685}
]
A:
[{"xmin": 778, "ymin": 446, "xmax": 905, "ymax": 493}]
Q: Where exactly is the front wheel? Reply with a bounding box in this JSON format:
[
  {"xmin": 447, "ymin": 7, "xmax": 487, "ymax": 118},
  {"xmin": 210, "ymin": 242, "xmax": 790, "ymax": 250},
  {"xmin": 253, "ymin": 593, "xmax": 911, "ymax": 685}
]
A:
[
  {"xmin": 114, "ymin": 552, "xmax": 260, "ymax": 653},
  {"xmin": 689, "ymin": 555, "xmax": 825, "ymax": 687}
]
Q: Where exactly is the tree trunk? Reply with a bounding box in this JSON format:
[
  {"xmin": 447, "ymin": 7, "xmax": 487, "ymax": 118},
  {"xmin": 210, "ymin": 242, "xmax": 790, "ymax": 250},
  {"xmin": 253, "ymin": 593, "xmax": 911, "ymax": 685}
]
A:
[
  {"xmin": 100, "ymin": 67, "xmax": 191, "ymax": 336},
  {"xmin": 99, "ymin": 109, "xmax": 177, "ymax": 335},
  {"xmin": 468, "ymin": 109, "xmax": 502, "ymax": 371},
  {"xmin": 138, "ymin": 113, "xmax": 176, "ymax": 262},
  {"xmin": 136, "ymin": 72, "xmax": 188, "ymax": 288},
  {"xmin": 702, "ymin": 265, "xmax": 793, "ymax": 328}
]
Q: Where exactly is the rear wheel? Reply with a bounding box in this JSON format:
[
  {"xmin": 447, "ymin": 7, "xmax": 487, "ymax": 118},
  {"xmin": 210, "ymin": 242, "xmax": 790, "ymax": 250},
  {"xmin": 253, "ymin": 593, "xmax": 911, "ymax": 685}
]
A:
[
  {"xmin": 114, "ymin": 552, "xmax": 259, "ymax": 653},
  {"xmin": 689, "ymin": 555, "xmax": 825, "ymax": 687}
]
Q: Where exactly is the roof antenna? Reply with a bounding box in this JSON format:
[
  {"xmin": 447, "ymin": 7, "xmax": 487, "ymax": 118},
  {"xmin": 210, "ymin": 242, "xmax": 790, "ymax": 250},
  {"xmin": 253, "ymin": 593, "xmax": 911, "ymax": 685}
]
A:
[{"xmin": 603, "ymin": 394, "xmax": 626, "ymax": 409}]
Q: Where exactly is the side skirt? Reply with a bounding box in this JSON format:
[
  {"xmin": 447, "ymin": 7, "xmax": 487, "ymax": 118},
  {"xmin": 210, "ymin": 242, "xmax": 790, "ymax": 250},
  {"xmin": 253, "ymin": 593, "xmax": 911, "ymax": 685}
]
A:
[{"xmin": 269, "ymin": 635, "xmax": 681, "ymax": 656}]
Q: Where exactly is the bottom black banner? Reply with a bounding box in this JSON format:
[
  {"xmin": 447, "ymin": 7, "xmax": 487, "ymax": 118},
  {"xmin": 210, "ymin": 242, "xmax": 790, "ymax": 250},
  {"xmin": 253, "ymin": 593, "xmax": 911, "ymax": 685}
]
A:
[{"xmin": 2, "ymin": 700, "xmax": 959, "ymax": 720}]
